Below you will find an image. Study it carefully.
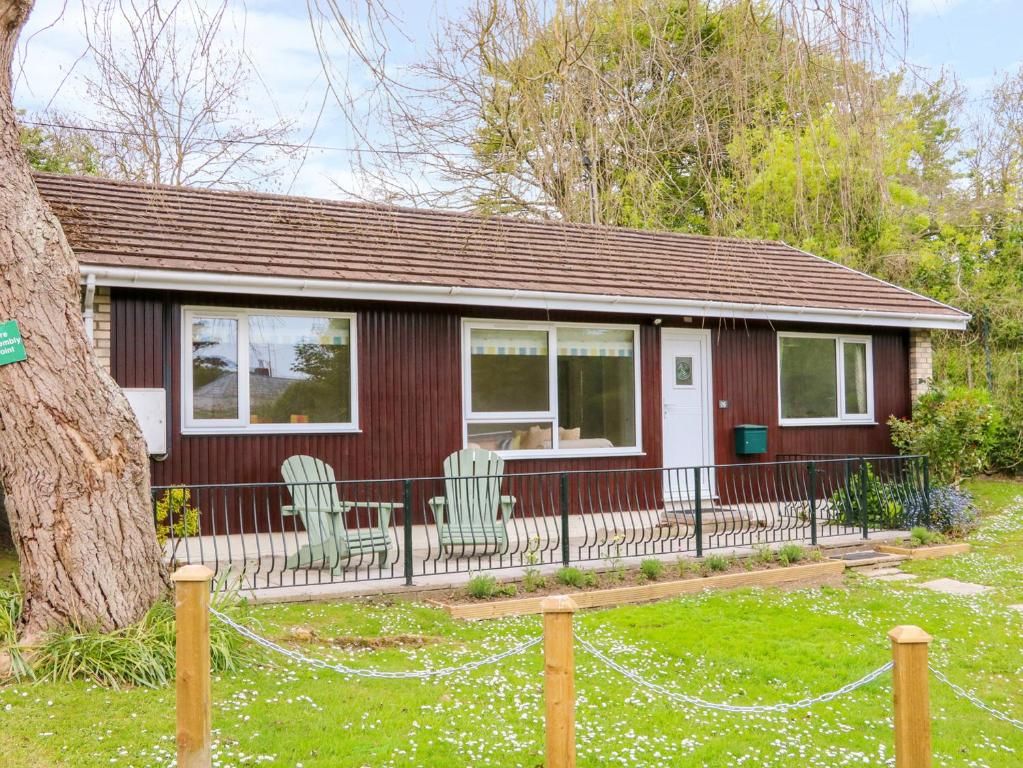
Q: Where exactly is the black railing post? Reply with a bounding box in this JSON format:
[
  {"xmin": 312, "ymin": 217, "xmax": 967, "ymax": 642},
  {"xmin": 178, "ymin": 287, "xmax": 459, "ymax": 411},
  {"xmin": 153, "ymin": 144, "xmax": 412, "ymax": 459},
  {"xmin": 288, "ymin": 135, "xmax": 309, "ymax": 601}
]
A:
[
  {"xmin": 807, "ymin": 461, "xmax": 818, "ymax": 546},
  {"xmin": 693, "ymin": 467, "xmax": 703, "ymax": 558},
  {"xmin": 560, "ymin": 473, "xmax": 570, "ymax": 567},
  {"xmin": 403, "ymin": 479, "xmax": 413, "ymax": 586},
  {"xmin": 858, "ymin": 458, "xmax": 869, "ymax": 540},
  {"xmin": 842, "ymin": 459, "xmax": 853, "ymax": 525}
]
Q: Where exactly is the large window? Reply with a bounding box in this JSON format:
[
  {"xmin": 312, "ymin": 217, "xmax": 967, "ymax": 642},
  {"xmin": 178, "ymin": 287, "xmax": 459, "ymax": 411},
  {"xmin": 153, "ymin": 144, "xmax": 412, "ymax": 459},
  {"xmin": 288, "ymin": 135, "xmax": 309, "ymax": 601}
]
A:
[
  {"xmin": 463, "ymin": 321, "xmax": 640, "ymax": 456},
  {"xmin": 778, "ymin": 332, "xmax": 873, "ymax": 425},
  {"xmin": 183, "ymin": 308, "xmax": 357, "ymax": 433}
]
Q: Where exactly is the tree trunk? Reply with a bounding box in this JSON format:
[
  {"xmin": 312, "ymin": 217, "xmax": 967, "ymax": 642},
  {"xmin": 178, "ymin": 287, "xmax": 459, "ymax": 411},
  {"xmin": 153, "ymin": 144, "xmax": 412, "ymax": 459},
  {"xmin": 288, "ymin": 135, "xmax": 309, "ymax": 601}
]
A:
[{"xmin": 0, "ymin": 0, "xmax": 163, "ymax": 641}]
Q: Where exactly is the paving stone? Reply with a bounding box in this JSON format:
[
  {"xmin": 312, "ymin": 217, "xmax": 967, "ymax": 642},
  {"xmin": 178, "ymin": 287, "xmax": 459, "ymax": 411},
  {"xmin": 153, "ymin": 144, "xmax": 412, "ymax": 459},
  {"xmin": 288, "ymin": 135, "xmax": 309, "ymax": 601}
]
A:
[
  {"xmin": 863, "ymin": 567, "xmax": 904, "ymax": 577},
  {"xmin": 1008, "ymin": 604, "xmax": 1023, "ymax": 613},
  {"xmin": 871, "ymin": 572, "xmax": 918, "ymax": 582},
  {"xmin": 917, "ymin": 578, "xmax": 993, "ymax": 596}
]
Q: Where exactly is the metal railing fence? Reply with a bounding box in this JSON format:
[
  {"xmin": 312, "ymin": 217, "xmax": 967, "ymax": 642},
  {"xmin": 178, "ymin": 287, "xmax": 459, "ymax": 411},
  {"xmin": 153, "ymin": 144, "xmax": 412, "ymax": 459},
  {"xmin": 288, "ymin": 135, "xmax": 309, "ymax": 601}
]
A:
[{"xmin": 153, "ymin": 455, "xmax": 928, "ymax": 590}]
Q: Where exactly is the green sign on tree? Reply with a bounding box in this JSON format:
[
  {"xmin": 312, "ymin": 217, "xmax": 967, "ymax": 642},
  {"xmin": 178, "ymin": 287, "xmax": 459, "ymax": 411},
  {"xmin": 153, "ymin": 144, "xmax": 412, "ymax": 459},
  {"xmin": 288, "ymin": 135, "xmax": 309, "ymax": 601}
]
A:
[{"xmin": 0, "ymin": 320, "xmax": 27, "ymax": 366}]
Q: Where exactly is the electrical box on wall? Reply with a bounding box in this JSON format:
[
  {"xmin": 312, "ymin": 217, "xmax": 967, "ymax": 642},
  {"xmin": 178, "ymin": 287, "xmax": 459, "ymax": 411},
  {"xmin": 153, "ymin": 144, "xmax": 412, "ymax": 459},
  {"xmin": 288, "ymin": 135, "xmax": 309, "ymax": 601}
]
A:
[
  {"xmin": 123, "ymin": 388, "xmax": 167, "ymax": 455},
  {"xmin": 734, "ymin": 424, "xmax": 768, "ymax": 455}
]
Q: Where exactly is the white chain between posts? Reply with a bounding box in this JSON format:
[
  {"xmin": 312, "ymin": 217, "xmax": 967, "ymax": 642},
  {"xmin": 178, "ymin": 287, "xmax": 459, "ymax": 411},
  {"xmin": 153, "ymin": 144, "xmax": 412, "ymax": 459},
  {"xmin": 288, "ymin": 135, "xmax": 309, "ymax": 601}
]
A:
[
  {"xmin": 209, "ymin": 607, "xmax": 541, "ymax": 680},
  {"xmin": 929, "ymin": 665, "xmax": 1023, "ymax": 732},
  {"xmin": 575, "ymin": 634, "xmax": 893, "ymax": 714},
  {"xmin": 214, "ymin": 608, "xmax": 1022, "ymax": 729}
]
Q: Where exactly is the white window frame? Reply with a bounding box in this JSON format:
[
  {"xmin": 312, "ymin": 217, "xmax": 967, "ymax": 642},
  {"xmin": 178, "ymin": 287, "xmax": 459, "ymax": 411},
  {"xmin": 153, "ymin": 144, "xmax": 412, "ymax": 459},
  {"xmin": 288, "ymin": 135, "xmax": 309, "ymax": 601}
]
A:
[
  {"xmin": 777, "ymin": 331, "xmax": 874, "ymax": 427},
  {"xmin": 462, "ymin": 318, "xmax": 643, "ymax": 459},
  {"xmin": 182, "ymin": 306, "xmax": 359, "ymax": 435}
]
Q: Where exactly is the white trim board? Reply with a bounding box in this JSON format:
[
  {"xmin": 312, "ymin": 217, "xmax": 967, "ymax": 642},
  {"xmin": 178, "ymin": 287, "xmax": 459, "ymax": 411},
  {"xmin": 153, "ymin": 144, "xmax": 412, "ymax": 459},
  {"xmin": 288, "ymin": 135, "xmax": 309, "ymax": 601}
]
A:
[{"xmin": 80, "ymin": 265, "xmax": 971, "ymax": 331}]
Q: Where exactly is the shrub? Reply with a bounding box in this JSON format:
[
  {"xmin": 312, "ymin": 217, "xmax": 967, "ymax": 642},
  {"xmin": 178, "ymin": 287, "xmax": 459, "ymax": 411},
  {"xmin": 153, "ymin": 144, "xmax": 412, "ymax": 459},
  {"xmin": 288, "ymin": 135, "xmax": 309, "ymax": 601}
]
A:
[
  {"xmin": 676, "ymin": 559, "xmax": 695, "ymax": 578},
  {"xmin": 638, "ymin": 559, "xmax": 664, "ymax": 582},
  {"xmin": 154, "ymin": 488, "xmax": 201, "ymax": 556},
  {"xmin": 777, "ymin": 543, "xmax": 804, "ymax": 565},
  {"xmin": 0, "ymin": 576, "xmax": 252, "ymax": 687},
  {"xmin": 704, "ymin": 554, "xmax": 729, "ymax": 573},
  {"xmin": 829, "ymin": 463, "xmax": 905, "ymax": 529},
  {"xmin": 888, "ymin": 385, "xmax": 998, "ymax": 483},
  {"xmin": 901, "ymin": 484, "xmax": 978, "ymax": 536}
]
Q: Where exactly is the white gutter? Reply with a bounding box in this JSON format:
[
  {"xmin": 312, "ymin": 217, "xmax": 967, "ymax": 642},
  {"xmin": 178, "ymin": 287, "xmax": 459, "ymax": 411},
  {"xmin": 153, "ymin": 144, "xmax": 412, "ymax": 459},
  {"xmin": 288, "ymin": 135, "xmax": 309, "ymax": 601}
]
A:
[
  {"xmin": 82, "ymin": 271, "xmax": 96, "ymax": 341},
  {"xmin": 79, "ymin": 265, "xmax": 971, "ymax": 331}
]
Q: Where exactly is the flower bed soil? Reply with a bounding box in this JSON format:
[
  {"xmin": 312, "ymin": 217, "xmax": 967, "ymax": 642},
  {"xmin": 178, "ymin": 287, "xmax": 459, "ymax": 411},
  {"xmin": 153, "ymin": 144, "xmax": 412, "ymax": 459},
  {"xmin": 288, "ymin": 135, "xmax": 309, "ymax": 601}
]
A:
[{"xmin": 876, "ymin": 542, "xmax": 971, "ymax": 560}]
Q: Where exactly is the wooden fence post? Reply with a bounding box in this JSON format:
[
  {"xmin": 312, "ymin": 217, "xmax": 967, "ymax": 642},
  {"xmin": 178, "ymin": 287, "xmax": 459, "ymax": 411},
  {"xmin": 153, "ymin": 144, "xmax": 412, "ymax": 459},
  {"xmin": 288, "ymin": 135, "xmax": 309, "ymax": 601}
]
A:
[
  {"xmin": 173, "ymin": 564, "xmax": 215, "ymax": 768},
  {"xmin": 542, "ymin": 595, "xmax": 578, "ymax": 768},
  {"xmin": 889, "ymin": 625, "xmax": 933, "ymax": 768}
]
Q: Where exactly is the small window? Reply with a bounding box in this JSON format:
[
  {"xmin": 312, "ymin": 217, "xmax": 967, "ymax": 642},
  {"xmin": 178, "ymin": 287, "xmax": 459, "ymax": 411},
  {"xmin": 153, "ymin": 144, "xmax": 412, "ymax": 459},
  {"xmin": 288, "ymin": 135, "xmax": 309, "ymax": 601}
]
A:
[
  {"xmin": 464, "ymin": 321, "xmax": 641, "ymax": 455},
  {"xmin": 183, "ymin": 308, "xmax": 357, "ymax": 433},
  {"xmin": 778, "ymin": 333, "xmax": 872, "ymax": 425},
  {"xmin": 674, "ymin": 356, "xmax": 693, "ymax": 386}
]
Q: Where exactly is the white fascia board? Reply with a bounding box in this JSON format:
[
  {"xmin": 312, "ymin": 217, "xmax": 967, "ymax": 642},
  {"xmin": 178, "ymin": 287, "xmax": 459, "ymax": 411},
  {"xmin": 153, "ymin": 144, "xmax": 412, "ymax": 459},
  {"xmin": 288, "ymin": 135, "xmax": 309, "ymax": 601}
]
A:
[{"xmin": 79, "ymin": 265, "xmax": 971, "ymax": 331}]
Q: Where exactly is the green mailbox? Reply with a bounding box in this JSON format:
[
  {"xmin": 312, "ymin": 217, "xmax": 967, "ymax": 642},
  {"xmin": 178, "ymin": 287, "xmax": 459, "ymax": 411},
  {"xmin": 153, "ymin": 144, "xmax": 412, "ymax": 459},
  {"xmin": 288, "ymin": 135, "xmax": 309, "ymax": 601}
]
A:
[{"xmin": 734, "ymin": 424, "xmax": 768, "ymax": 455}]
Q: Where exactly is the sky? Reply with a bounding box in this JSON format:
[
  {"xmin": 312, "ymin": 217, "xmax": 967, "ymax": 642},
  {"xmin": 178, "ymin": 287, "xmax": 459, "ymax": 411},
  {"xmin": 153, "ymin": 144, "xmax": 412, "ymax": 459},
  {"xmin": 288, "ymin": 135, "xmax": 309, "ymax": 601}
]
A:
[{"xmin": 12, "ymin": 0, "xmax": 1023, "ymax": 203}]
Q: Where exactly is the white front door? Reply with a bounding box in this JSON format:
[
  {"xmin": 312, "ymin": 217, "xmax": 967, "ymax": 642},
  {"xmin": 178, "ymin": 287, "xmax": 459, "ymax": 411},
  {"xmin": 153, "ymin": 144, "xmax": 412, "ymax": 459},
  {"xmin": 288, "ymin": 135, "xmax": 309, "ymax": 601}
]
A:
[{"xmin": 661, "ymin": 329, "xmax": 714, "ymax": 500}]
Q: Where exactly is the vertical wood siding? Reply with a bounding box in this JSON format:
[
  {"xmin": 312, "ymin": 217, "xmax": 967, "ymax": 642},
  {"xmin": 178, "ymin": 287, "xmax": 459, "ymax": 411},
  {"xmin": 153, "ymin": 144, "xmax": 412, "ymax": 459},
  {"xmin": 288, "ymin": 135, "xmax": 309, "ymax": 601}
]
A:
[
  {"xmin": 111, "ymin": 291, "xmax": 905, "ymax": 493},
  {"xmin": 704, "ymin": 320, "xmax": 909, "ymax": 464}
]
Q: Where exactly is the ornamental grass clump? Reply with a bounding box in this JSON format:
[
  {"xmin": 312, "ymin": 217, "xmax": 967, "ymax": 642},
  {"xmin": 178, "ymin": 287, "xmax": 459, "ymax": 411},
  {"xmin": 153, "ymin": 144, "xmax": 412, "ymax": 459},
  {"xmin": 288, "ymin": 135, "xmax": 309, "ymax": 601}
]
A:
[
  {"xmin": 466, "ymin": 574, "xmax": 516, "ymax": 599},
  {"xmin": 0, "ymin": 575, "xmax": 253, "ymax": 688},
  {"xmin": 703, "ymin": 554, "xmax": 729, "ymax": 573},
  {"xmin": 752, "ymin": 544, "xmax": 775, "ymax": 566},
  {"xmin": 777, "ymin": 543, "xmax": 804, "ymax": 565},
  {"xmin": 908, "ymin": 526, "xmax": 943, "ymax": 547},
  {"xmin": 638, "ymin": 559, "xmax": 664, "ymax": 582},
  {"xmin": 554, "ymin": 567, "xmax": 596, "ymax": 588}
]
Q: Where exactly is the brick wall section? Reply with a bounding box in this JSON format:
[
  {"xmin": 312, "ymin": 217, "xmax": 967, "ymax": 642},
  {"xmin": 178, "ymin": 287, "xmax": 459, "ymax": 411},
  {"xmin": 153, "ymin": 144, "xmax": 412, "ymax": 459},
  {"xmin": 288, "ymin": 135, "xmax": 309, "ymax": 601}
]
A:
[
  {"xmin": 909, "ymin": 329, "xmax": 933, "ymax": 401},
  {"xmin": 91, "ymin": 286, "xmax": 112, "ymax": 371}
]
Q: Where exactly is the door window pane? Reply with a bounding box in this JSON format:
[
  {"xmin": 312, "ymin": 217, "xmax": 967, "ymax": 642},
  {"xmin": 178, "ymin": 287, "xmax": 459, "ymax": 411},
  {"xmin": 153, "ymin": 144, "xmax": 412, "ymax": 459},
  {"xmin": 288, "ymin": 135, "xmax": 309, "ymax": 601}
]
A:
[
  {"xmin": 557, "ymin": 328, "xmax": 636, "ymax": 448},
  {"xmin": 467, "ymin": 422, "xmax": 555, "ymax": 451},
  {"xmin": 470, "ymin": 328, "xmax": 550, "ymax": 412},
  {"xmin": 779, "ymin": 336, "xmax": 838, "ymax": 420},
  {"xmin": 675, "ymin": 356, "xmax": 693, "ymax": 386},
  {"xmin": 843, "ymin": 341, "xmax": 869, "ymax": 415},
  {"xmin": 248, "ymin": 315, "xmax": 351, "ymax": 424},
  {"xmin": 190, "ymin": 317, "xmax": 239, "ymax": 420}
]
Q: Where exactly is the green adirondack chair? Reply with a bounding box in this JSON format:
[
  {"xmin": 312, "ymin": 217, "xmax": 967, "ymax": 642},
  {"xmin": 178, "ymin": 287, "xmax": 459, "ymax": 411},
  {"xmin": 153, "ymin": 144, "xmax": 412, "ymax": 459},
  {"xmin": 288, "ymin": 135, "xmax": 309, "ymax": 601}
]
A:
[
  {"xmin": 281, "ymin": 455, "xmax": 397, "ymax": 573},
  {"xmin": 428, "ymin": 448, "xmax": 515, "ymax": 553}
]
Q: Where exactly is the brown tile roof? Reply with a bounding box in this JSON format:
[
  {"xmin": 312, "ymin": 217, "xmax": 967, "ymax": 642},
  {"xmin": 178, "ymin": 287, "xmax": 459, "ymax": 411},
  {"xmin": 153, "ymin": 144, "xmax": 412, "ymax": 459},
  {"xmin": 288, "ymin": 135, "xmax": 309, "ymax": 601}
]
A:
[{"xmin": 34, "ymin": 172, "xmax": 967, "ymax": 324}]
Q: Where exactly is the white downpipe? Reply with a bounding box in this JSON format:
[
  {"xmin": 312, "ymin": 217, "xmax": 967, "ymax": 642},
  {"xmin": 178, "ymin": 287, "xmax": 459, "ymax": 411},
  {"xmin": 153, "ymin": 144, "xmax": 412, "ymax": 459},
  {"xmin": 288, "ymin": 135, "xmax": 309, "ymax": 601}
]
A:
[{"xmin": 82, "ymin": 272, "xmax": 96, "ymax": 342}]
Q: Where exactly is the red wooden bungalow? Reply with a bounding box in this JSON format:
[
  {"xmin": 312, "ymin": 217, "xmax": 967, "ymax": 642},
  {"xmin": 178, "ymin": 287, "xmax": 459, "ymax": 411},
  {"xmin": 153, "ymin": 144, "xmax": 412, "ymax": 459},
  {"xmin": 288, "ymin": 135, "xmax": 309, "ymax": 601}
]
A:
[{"xmin": 32, "ymin": 172, "xmax": 970, "ymax": 589}]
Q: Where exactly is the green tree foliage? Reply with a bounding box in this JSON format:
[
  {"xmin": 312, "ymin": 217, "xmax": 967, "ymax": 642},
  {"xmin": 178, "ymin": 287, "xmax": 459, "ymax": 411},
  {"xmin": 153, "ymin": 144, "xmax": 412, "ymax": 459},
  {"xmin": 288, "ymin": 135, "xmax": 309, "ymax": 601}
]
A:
[
  {"xmin": 439, "ymin": 1, "xmax": 1022, "ymax": 473},
  {"xmin": 17, "ymin": 113, "xmax": 101, "ymax": 176}
]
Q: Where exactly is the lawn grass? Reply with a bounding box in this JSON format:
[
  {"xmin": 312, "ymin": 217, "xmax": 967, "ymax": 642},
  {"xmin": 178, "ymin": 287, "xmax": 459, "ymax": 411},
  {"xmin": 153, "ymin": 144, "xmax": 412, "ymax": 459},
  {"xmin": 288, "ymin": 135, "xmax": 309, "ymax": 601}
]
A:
[
  {"xmin": 1, "ymin": 481, "xmax": 1022, "ymax": 767},
  {"xmin": 0, "ymin": 544, "xmax": 18, "ymax": 582}
]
